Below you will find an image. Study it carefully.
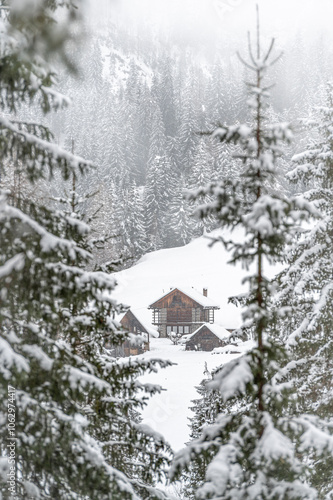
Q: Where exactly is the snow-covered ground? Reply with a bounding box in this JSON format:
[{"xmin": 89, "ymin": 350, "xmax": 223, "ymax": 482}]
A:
[
  {"xmin": 111, "ymin": 230, "xmax": 280, "ymax": 451},
  {"xmin": 138, "ymin": 337, "xmax": 253, "ymax": 452}
]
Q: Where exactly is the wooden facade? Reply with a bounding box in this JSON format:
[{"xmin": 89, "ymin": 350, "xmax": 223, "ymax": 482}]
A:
[
  {"xmin": 120, "ymin": 310, "xmax": 150, "ymax": 356},
  {"xmin": 148, "ymin": 288, "xmax": 220, "ymax": 338},
  {"xmin": 185, "ymin": 324, "xmax": 228, "ymax": 352}
]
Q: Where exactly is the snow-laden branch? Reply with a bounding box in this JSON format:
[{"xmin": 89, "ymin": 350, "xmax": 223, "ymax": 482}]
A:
[
  {"xmin": 208, "ymin": 354, "xmax": 254, "ymax": 401},
  {"xmin": 0, "ymin": 114, "xmax": 93, "ymax": 175},
  {"xmin": 0, "ymin": 194, "xmax": 91, "ymax": 260},
  {"xmin": 0, "ymin": 253, "xmax": 25, "ymax": 278}
]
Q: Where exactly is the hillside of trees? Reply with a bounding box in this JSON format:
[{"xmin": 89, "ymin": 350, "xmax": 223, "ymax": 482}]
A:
[{"xmin": 6, "ymin": 10, "xmax": 333, "ymax": 268}]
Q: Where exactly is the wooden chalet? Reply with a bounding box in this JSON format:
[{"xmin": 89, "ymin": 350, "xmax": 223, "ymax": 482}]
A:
[
  {"xmin": 119, "ymin": 310, "xmax": 156, "ymax": 356},
  {"xmin": 148, "ymin": 287, "xmax": 220, "ymax": 338},
  {"xmin": 182, "ymin": 323, "xmax": 230, "ymax": 352}
]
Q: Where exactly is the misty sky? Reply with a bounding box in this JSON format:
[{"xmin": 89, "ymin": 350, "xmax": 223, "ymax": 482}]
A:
[{"xmin": 88, "ymin": 0, "xmax": 333, "ymax": 47}]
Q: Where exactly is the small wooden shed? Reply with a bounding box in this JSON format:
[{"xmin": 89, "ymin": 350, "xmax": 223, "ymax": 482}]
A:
[
  {"xmin": 183, "ymin": 323, "xmax": 230, "ymax": 352},
  {"xmin": 120, "ymin": 310, "xmax": 157, "ymax": 356}
]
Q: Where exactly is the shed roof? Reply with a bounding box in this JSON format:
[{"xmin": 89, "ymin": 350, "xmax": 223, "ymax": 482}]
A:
[
  {"xmin": 148, "ymin": 287, "xmax": 220, "ymax": 309},
  {"xmin": 118, "ymin": 309, "xmax": 159, "ymax": 338},
  {"xmin": 180, "ymin": 323, "xmax": 230, "ymax": 344}
]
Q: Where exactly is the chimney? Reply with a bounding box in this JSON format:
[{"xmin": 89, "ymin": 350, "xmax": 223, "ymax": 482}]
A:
[{"xmin": 203, "ymin": 288, "xmax": 208, "ymax": 297}]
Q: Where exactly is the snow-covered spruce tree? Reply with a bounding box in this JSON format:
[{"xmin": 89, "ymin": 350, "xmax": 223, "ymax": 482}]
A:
[
  {"xmin": 170, "ymin": 11, "xmax": 333, "ymax": 500},
  {"xmin": 274, "ymin": 82, "xmax": 333, "ymax": 499},
  {"xmin": 115, "ymin": 181, "xmax": 148, "ymax": 263},
  {"xmin": 155, "ymin": 54, "xmax": 178, "ymax": 139},
  {"xmin": 145, "ymin": 152, "xmax": 174, "ymax": 251},
  {"xmin": 177, "ymin": 69, "xmax": 201, "ymax": 177},
  {"xmin": 182, "ymin": 366, "xmax": 224, "ymax": 499},
  {"xmin": 164, "ymin": 177, "xmax": 195, "ymax": 248},
  {"xmin": 0, "ymin": 2, "xmax": 172, "ymax": 499},
  {"xmin": 188, "ymin": 138, "xmax": 218, "ymax": 238}
]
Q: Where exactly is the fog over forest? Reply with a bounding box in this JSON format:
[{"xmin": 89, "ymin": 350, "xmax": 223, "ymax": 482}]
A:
[
  {"xmin": 6, "ymin": 0, "xmax": 331, "ymax": 269},
  {"xmin": 18, "ymin": 0, "xmax": 322, "ymax": 270},
  {"xmin": 45, "ymin": 0, "xmax": 328, "ymax": 267},
  {"xmin": 88, "ymin": 0, "xmax": 333, "ymax": 41}
]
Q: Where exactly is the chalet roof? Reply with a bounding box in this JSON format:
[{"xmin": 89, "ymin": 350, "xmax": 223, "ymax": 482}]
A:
[
  {"xmin": 180, "ymin": 323, "xmax": 231, "ymax": 344},
  {"xmin": 118, "ymin": 309, "xmax": 159, "ymax": 338},
  {"xmin": 148, "ymin": 287, "xmax": 220, "ymax": 309}
]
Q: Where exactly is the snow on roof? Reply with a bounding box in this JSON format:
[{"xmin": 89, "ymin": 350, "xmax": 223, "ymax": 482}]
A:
[
  {"xmin": 131, "ymin": 309, "xmax": 159, "ymax": 338},
  {"xmin": 117, "ymin": 309, "xmax": 159, "ymax": 338},
  {"xmin": 149, "ymin": 286, "xmax": 220, "ymax": 309},
  {"xmin": 180, "ymin": 323, "xmax": 231, "ymax": 344},
  {"xmin": 211, "ymin": 339, "xmax": 255, "ymax": 355}
]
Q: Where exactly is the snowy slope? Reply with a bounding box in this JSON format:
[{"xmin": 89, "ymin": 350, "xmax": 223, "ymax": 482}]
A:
[{"xmin": 112, "ymin": 228, "xmax": 281, "ymax": 330}]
